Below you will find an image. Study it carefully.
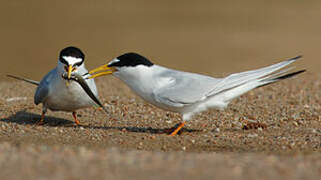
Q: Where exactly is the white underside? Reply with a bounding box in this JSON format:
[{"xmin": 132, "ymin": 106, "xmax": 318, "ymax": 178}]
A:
[
  {"xmin": 45, "ymin": 77, "xmax": 97, "ymax": 111},
  {"xmin": 35, "ymin": 62, "xmax": 98, "ymax": 112}
]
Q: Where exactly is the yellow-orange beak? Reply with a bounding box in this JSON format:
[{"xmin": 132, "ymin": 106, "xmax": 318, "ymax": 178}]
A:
[
  {"xmin": 64, "ymin": 65, "xmax": 77, "ymax": 79},
  {"xmin": 88, "ymin": 64, "xmax": 116, "ymax": 79},
  {"xmin": 64, "ymin": 65, "xmax": 77, "ymax": 86},
  {"xmin": 67, "ymin": 65, "xmax": 73, "ymax": 79}
]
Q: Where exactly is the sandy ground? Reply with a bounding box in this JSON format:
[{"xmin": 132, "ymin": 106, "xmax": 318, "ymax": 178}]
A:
[
  {"xmin": 0, "ymin": 73, "xmax": 320, "ymax": 180},
  {"xmin": 1, "ymin": 1, "xmax": 321, "ymax": 179}
]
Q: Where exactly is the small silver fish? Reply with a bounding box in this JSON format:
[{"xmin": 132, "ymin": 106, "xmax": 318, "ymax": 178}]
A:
[{"xmin": 62, "ymin": 73, "xmax": 109, "ymax": 114}]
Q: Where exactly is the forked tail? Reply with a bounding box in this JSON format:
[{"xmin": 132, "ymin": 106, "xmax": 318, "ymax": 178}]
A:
[
  {"xmin": 256, "ymin": 69, "xmax": 306, "ymax": 88},
  {"xmin": 208, "ymin": 56, "xmax": 305, "ymax": 102}
]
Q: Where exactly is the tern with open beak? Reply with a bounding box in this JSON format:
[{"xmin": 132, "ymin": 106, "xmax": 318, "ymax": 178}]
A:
[{"xmin": 88, "ymin": 53, "xmax": 305, "ymax": 136}]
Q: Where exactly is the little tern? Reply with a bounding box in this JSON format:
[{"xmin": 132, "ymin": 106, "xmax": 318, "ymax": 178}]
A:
[
  {"xmin": 8, "ymin": 46, "xmax": 98, "ymax": 125},
  {"xmin": 88, "ymin": 53, "xmax": 305, "ymax": 135}
]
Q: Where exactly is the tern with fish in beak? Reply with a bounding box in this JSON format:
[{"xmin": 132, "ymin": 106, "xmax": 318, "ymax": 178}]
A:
[{"xmin": 8, "ymin": 46, "xmax": 99, "ymax": 125}]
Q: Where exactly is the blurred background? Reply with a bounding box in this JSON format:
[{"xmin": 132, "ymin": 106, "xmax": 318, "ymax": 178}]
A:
[{"xmin": 0, "ymin": 0, "xmax": 319, "ymax": 81}]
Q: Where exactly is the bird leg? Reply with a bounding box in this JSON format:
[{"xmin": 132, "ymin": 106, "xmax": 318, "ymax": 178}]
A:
[
  {"xmin": 169, "ymin": 121, "xmax": 186, "ymax": 136},
  {"xmin": 72, "ymin": 111, "xmax": 81, "ymax": 125},
  {"xmin": 36, "ymin": 108, "xmax": 47, "ymax": 125}
]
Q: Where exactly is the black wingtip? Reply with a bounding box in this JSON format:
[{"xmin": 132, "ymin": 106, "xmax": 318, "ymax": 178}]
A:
[
  {"xmin": 6, "ymin": 74, "xmax": 40, "ymax": 86},
  {"xmin": 7, "ymin": 74, "xmax": 24, "ymax": 80},
  {"xmin": 288, "ymin": 55, "xmax": 303, "ymax": 61},
  {"xmin": 274, "ymin": 69, "xmax": 306, "ymax": 81},
  {"xmin": 257, "ymin": 69, "xmax": 306, "ymax": 89}
]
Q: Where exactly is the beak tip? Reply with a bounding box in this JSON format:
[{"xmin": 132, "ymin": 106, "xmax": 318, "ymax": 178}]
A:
[{"xmin": 87, "ymin": 64, "xmax": 114, "ymax": 79}]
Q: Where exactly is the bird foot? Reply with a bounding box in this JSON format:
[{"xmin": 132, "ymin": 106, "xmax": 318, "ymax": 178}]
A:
[
  {"xmin": 74, "ymin": 119, "xmax": 82, "ymax": 126},
  {"xmin": 164, "ymin": 122, "xmax": 185, "ymax": 136},
  {"xmin": 36, "ymin": 119, "xmax": 45, "ymax": 126}
]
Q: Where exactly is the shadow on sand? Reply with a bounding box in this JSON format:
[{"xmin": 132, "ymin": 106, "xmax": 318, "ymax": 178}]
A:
[{"xmin": 0, "ymin": 111, "xmax": 201, "ymax": 135}]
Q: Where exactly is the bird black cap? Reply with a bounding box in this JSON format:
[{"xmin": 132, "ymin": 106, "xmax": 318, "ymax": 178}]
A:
[
  {"xmin": 59, "ymin": 46, "xmax": 85, "ymax": 66},
  {"xmin": 108, "ymin": 52, "xmax": 154, "ymax": 67}
]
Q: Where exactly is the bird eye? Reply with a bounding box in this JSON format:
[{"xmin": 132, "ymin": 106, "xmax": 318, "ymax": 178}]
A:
[
  {"xmin": 60, "ymin": 58, "xmax": 68, "ymax": 65},
  {"xmin": 74, "ymin": 61, "xmax": 83, "ymax": 67}
]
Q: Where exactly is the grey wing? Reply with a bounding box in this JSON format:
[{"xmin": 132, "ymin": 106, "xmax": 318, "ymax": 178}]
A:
[
  {"xmin": 34, "ymin": 69, "xmax": 56, "ymax": 105},
  {"xmin": 205, "ymin": 56, "xmax": 302, "ymax": 97},
  {"xmin": 153, "ymin": 56, "xmax": 302, "ymax": 107},
  {"xmin": 153, "ymin": 70, "xmax": 220, "ymax": 107}
]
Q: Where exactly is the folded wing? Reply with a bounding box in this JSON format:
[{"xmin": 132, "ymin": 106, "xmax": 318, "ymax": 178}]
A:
[{"xmin": 153, "ymin": 56, "xmax": 304, "ymax": 107}]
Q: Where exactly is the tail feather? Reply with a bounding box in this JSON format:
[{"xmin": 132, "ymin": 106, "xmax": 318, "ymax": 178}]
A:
[
  {"xmin": 270, "ymin": 69, "xmax": 306, "ymax": 81},
  {"xmin": 207, "ymin": 56, "xmax": 305, "ymax": 103},
  {"xmin": 257, "ymin": 69, "xmax": 306, "ymax": 88},
  {"xmin": 7, "ymin": 75, "xmax": 40, "ymax": 86},
  {"xmin": 207, "ymin": 56, "xmax": 303, "ymax": 97}
]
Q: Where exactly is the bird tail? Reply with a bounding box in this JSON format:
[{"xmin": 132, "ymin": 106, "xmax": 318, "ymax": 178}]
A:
[
  {"xmin": 208, "ymin": 56, "xmax": 305, "ymax": 102},
  {"xmin": 7, "ymin": 74, "xmax": 40, "ymax": 86},
  {"xmin": 256, "ymin": 69, "xmax": 306, "ymax": 88}
]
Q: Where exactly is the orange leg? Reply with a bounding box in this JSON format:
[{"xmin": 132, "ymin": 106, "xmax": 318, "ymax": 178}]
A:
[
  {"xmin": 72, "ymin": 112, "xmax": 81, "ymax": 125},
  {"xmin": 36, "ymin": 111, "xmax": 45, "ymax": 125},
  {"xmin": 169, "ymin": 122, "xmax": 185, "ymax": 136}
]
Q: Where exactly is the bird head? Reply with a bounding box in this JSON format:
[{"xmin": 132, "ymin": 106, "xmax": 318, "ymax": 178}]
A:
[
  {"xmin": 58, "ymin": 46, "xmax": 85, "ymax": 80},
  {"xmin": 88, "ymin": 52, "xmax": 154, "ymax": 79}
]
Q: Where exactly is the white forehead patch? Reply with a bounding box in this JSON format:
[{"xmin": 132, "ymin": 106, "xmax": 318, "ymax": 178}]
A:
[
  {"xmin": 62, "ymin": 56, "xmax": 82, "ymax": 65},
  {"xmin": 108, "ymin": 58, "xmax": 120, "ymax": 66}
]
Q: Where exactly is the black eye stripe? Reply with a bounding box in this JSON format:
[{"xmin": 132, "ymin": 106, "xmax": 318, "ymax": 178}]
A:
[
  {"xmin": 60, "ymin": 58, "xmax": 68, "ymax": 65},
  {"xmin": 74, "ymin": 61, "xmax": 83, "ymax": 67}
]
